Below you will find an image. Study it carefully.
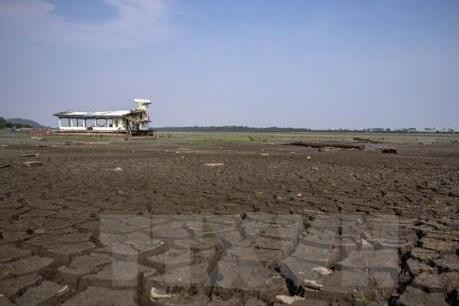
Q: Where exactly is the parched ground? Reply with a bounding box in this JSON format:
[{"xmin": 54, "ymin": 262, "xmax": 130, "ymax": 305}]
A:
[{"xmin": 0, "ymin": 133, "xmax": 458, "ymax": 306}]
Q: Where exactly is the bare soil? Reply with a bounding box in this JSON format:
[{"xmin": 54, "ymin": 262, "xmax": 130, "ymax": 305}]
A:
[{"xmin": 0, "ymin": 136, "xmax": 458, "ymax": 305}]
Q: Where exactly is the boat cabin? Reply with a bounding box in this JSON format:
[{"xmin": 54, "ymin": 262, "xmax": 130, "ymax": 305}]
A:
[{"xmin": 53, "ymin": 98, "xmax": 151, "ymax": 134}]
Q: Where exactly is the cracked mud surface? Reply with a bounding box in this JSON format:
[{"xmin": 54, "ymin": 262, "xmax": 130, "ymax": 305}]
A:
[{"xmin": 0, "ymin": 138, "xmax": 458, "ymax": 305}]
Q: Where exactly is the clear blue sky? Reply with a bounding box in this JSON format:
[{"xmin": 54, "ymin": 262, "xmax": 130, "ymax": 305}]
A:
[{"xmin": 1, "ymin": 0, "xmax": 458, "ymax": 129}]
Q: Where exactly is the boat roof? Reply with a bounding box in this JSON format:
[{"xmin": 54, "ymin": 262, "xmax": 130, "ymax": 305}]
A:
[{"xmin": 53, "ymin": 110, "xmax": 132, "ymax": 118}]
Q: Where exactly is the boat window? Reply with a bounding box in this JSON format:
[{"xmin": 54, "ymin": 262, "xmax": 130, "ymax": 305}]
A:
[{"xmin": 60, "ymin": 118, "xmax": 70, "ymax": 127}]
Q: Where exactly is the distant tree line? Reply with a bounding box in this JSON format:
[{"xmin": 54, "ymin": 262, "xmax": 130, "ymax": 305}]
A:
[
  {"xmin": 153, "ymin": 126, "xmax": 457, "ymax": 134},
  {"xmin": 0, "ymin": 117, "xmax": 32, "ymax": 129}
]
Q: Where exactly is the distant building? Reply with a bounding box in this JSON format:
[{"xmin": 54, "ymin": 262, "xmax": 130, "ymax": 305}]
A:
[{"xmin": 53, "ymin": 98, "xmax": 152, "ymax": 134}]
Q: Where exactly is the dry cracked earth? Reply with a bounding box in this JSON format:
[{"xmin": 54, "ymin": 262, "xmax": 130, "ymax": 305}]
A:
[{"xmin": 0, "ymin": 138, "xmax": 458, "ymax": 306}]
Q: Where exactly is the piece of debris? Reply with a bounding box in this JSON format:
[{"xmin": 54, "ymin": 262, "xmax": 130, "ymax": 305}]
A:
[
  {"xmin": 287, "ymin": 141, "xmax": 363, "ymax": 150},
  {"xmin": 0, "ymin": 164, "xmax": 11, "ymax": 169},
  {"xmin": 381, "ymin": 148, "xmax": 397, "ymax": 154},
  {"xmin": 312, "ymin": 266, "xmax": 332, "ymax": 276},
  {"xmin": 74, "ymin": 142, "xmax": 110, "ymax": 146},
  {"xmin": 352, "ymin": 137, "xmax": 384, "ymax": 144},
  {"xmin": 296, "ymin": 193, "xmax": 303, "ymax": 198},
  {"xmin": 363, "ymin": 144, "xmax": 380, "ymax": 152},
  {"xmin": 204, "ymin": 163, "xmax": 224, "ymax": 167},
  {"xmin": 34, "ymin": 228, "xmax": 46, "ymax": 234},
  {"xmin": 23, "ymin": 161, "xmax": 42, "ymax": 167},
  {"xmin": 110, "ymin": 167, "xmax": 123, "ymax": 171},
  {"xmin": 318, "ymin": 147, "xmax": 344, "ymax": 152},
  {"xmin": 260, "ymin": 153, "xmax": 269, "ymax": 156},
  {"xmin": 20, "ymin": 153, "xmax": 40, "ymax": 158},
  {"xmin": 303, "ymin": 279, "xmax": 323, "ymax": 290},
  {"xmin": 57, "ymin": 285, "xmax": 70, "ymax": 296},
  {"xmin": 311, "ymin": 167, "xmax": 319, "ymax": 171},
  {"xmin": 306, "ymin": 155, "xmax": 311, "ymax": 160},
  {"xmin": 31, "ymin": 136, "xmax": 42, "ymax": 140},
  {"xmin": 149, "ymin": 287, "xmax": 172, "ymax": 301},
  {"xmin": 255, "ymin": 191, "xmax": 264, "ymax": 198},
  {"xmin": 275, "ymin": 295, "xmax": 304, "ymax": 305},
  {"xmin": 356, "ymin": 238, "xmax": 373, "ymax": 250}
]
